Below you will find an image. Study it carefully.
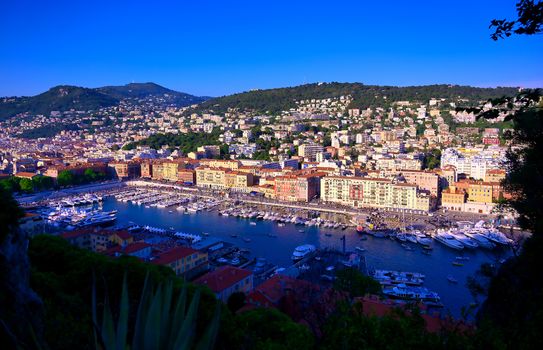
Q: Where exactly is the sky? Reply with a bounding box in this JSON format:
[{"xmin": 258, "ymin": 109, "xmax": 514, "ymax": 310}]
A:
[{"xmin": 0, "ymin": 0, "xmax": 542, "ymax": 97}]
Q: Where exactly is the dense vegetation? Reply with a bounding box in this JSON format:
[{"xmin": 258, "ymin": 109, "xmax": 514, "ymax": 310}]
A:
[
  {"xmin": 57, "ymin": 169, "xmax": 108, "ymax": 187},
  {"xmin": 191, "ymin": 83, "xmax": 518, "ymax": 115},
  {"xmin": 123, "ymin": 129, "xmax": 223, "ymax": 156},
  {"xmin": 0, "ymin": 175, "xmax": 54, "ymax": 194}
]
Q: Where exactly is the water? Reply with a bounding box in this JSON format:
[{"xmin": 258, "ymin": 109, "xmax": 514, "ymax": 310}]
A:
[{"xmin": 103, "ymin": 198, "xmax": 511, "ymax": 318}]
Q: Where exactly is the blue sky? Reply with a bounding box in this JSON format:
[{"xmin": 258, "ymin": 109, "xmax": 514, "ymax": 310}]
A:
[{"xmin": 0, "ymin": 0, "xmax": 541, "ymax": 97}]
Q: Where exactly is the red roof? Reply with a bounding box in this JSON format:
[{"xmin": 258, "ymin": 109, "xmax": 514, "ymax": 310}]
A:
[
  {"xmin": 113, "ymin": 230, "xmax": 132, "ymax": 240},
  {"xmin": 107, "ymin": 242, "xmax": 151, "ymax": 255},
  {"xmin": 194, "ymin": 266, "xmax": 252, "ymax": 293},
  {"xmin": 151, "ymin": 246, "xmax": 198, "ymax": 265}
]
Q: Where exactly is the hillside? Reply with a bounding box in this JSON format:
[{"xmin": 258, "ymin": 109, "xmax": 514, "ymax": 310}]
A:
[
  {"xmin": 0, "ymin": 86, "xmax": 118, "ymax": 120},
  {"xmin": 0, "ymin": 83, "xmax": 209, "ymax": 120},
  {"xmin": 97, "ymin": 82, "xmax": 209, "ymax": 105},
  {"xmin": 193, "ymin": 83, "xmax": 519, "ymax": 114}
]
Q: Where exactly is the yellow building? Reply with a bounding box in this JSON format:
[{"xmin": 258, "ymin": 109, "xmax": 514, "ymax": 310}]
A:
[
  {"xmin": 441, "ymin": 185, "xmax": 466, "ymax": 211},
  {"xmin": 151, "ymin": 247, "xmax": 208, "ymax": 279},
  {"xmin": 196, "ymin": 167, "xmax": 254, "ymax": 192},
  {"xmin": 467, "ymin": 182, "xmax": 493, "ymax": 204},
  {"xmin": 485, "ymin": 169, "xmax": 506, "ymax": 183},
  {"xmin": 201, "ymin": 159, "xmax": 240, "ymax": 170},
  {"xmin": 196, "ymin": 167, "xmax": 227, "ymax": 189},
  {"xmin": 320, "ymin": 176, "xmax": 430, "ymax": 212}
]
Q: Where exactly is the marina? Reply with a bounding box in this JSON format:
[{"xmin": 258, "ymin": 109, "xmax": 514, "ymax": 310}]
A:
[{"xmin": 28, "ymin": 187, "xmax": 518, "ymax": 318}]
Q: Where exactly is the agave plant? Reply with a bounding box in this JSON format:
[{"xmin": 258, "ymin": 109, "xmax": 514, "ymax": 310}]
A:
[{"xmin": 92, "ymin": 273, "xmax": 220, "ymax": 350}]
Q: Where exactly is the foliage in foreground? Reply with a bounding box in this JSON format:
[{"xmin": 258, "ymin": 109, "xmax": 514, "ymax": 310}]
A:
[{"xmin": 93, "ymin": 273, "xmax": 220, "ymax": 350}]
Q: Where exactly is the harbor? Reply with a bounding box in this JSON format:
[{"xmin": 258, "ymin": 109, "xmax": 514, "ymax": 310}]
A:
[{"xmin": 25, "ymin": 185, "xmax": 520, "ymax": 318}]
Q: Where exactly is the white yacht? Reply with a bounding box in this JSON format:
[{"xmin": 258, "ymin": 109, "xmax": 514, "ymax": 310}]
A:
[
  {"xmin": 434, "ymin": 232, "xmax": 464, "ymax": 250},
  {"xmin": 291, "ymin": 244, "xmax": 316, "ymax": 261}
]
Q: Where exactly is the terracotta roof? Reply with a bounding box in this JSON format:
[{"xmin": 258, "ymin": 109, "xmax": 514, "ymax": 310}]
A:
[
  {"xmin": 194, "ymin": 266, "xmax": 252, "ymax": 293},
  {"xmin": 107, "ymin": 242, "xmax": 151, "ymax": 255},
  {"xmin": 113, "ymin": 230, "xmax": 132, "ymax": 240},
  {"xmin": 151, "ymin": 246, "xmax": 198, "ymax": 265}
]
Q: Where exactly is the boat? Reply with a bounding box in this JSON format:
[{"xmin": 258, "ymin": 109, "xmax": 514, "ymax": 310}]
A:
[
  {"xmin": 463, "ymin": 231, "xmax": 495, "ymax": 249},
  {"xmin": 356, "ymin": 225, "xmax": 365, "ymax": 234},
  {"xmin": 452, "ymin": 261, "xmax": 464, "ymax": 266},
  {"xmin": 243, "ymin": 238, "xmax": 252, "ymax": 243},
  {"xmin": 249, "ymin": 222, "xmax": 257, "ymax": 226},
  {"xmin": 447, "ymin": 275, "xmax": 458, "ymax": 284},
  {"xmin": 483, "ymin": 230, "xmax": 513, "ymax": 246},
  {"xmin": 355, "ymin": 246, "xmax": 366, "ymax": 253},
  {"xmin": 434, "ymin": 232, "xmax": 464, "ymax": 250},
  {"xmin": 422, "ymin": 250, "xmax": 431, "ymax": 255},
  {"xmin": 382, "ymin": 284, "xmax": 440, "ymax": 302},
  {"xmin": 291, "ymin": 244, "xmax": 316, "ymax": 261},
  {"xmin": 298, "ymin": 229, "xmax": 305, "ymax": 233},
  {"xmin": 452, "ymin": 233, "xmax": 479, "ymax": 249}
]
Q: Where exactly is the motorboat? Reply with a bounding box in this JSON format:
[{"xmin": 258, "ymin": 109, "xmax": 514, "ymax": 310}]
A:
[
  {"xmin": 434, "ymin": 231, "xmax": 464, "ymax": 250},
  {"xmin": 291, "ymin": 244, "xmax": 316, "ymax": 261}
]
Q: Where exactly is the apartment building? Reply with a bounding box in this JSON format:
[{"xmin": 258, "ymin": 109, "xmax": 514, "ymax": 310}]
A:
[
  {"xmin": 274, "ymin": 173, "xmax": 322, "ymax": 202},
  {"xmin": 108, "ymin": 161, "xmax": 141, "ymax": 179},
  {"xmin": 194, "ymin": 266, "xmax": 253, "ymax": 303},
  {"xmin": 321, "ymin": 176, "xmax": 430, "ymax": 212},
  {"xmin": 399, "ymin": 170, "xmax": 439, "ymax": 197},
  {"xmin": 298, "ymin": 143, "xmax": 324, "ymax": 161},
  {"xmin": 151, "ymin": 246, "xmax": 209, "ymax": 279}
]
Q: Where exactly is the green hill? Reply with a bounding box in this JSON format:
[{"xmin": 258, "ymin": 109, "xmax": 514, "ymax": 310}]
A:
[
  {"xmin": 97, "ymin": 82, "xmax": 209, "ymax": 105},
  {"xmin": 193, "ymin": 82, "xmax": 519, "ymax": 115},
  {"xmin": 0, "ymin": 85, "xmax": 118, "ymax": 120},
  {"xmin": 0, "ymin": 83, "xmax": 209, "ymax": 120}
]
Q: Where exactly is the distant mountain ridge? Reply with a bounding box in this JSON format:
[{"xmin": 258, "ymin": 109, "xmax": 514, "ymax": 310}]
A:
[{"xmin": 0, "ymin": 83, "xmax": 209, "ymax": 120}]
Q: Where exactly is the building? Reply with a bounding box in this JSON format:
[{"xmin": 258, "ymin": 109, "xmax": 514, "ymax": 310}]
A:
[
  {"xmin": 178, "ymin": 169, "xmax": 196, "ymax": 184},
  {"xmin": 108, "ymin": 161, "xmax": 141, "ymax": 179},
  {"xmin": 485, "ymin": 169, "xmax": 506, "ymax": 183},
  {"xmin": 321, "ymin": 176, "xmax": 431, "ymax": 212},
  {"xmin": 107, "ymin": 242, "xmax": 152, "ymax": 259},
  {"xmin": 196, "ymin": 167, "xmax": 227, "ymax": 189},
  {"xmin": 151, "ymin": 246, "xmax": 209, "ymax": 279},
  {"xmin": 298, "ymin": 143, "xmax": 324, "ymax": 161},
  {"xmin": 194, "ymin": 266, "xmax": 253, "ymax": 303},
  {"xmin": 196, "ymin": 167, "xmax": 254, "ymax": 191},
  {"xmin": 467, "ymin": 181, "xmax": 494, "ymax": 204},
  {"xmin": 274, "ymin": 173, "xmax": 322, "ymax": 202},
  {"xmin": 375, "ymin": 158, "xmax": 422, "ymax": 171},
  {"xmin": 45, "ymin": 162, "xmax": 108, "ymax": 179},
  {"xmin": 141, "ymin": 161, "xmax": 153, "ymax": 178},
  {"xmin": 441, "ymin": 185, "xmax": 466, "ymax": 211},
  {"xmin": 399, "ymin": 170, "xmax": 439, "ymax": 197}
]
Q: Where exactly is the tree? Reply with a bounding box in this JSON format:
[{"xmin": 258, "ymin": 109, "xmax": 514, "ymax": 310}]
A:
[
  {"xmin": 334, "ymin": 268, "xmax": 382, "ymax": 297},
  {"xmin": 231, "ymin": 308, "xmax": 314, "ymax": 350},
  {"xmin": 32, "ymin": 175, "xmax": 54, "ymax": 191},
  {"xmin": 18, "ymin": 178, "xmax": 34, "ymax": 193},
  {"xmin": 84, "ymin": 168, "xmax": 98, "ymax": 183},
  {"xmin": 227, "ymin": 292, "xmax": 246, "ymax": 313},
  {"xmin": 57, "ymin": 170, "xmax": 74, "ymax": 187},
  {"xmin": 0, "ymin": 177, "xmax": 21, "ymax": 193},
  {"xmin": 490, "ymin": 0, "xmax": 543, "ymax": 40},
  {"xmin": 473, "ymin": 92, "xmax": 543, "ymax": 349}
]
